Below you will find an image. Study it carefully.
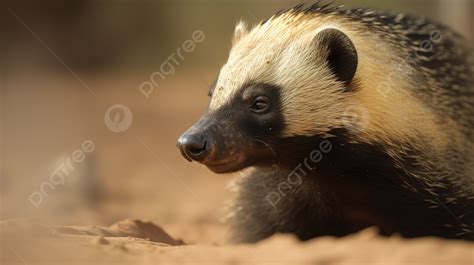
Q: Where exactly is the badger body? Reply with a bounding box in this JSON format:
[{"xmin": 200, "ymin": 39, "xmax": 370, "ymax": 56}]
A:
[{"xmin": 177, "ymin": 2, "xmax": 474, "ymax": 242}]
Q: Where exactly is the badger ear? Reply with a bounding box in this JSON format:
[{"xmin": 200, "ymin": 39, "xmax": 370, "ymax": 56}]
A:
[
  {"xmin": 314, "ymin": 28, "xmax": 358, "ymax": 86},
  {"xmin": 232, "ymin": 20, "xmax": 249, "ymax": 44}
]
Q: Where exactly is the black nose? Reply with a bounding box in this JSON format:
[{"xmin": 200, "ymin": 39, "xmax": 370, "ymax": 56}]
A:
[{"xmin": 177, "ymin": 133, "xmax": 211, "ymax": 162}]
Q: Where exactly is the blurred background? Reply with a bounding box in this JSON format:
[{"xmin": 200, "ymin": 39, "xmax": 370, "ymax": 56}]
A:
[{"xmin": 1, "ymin": 0, "xmax": 473, "ymax": 244}]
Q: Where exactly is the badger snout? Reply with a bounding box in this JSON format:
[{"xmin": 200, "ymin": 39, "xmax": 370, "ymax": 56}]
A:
[
  {"xmin": 177, "ymin": 115, "xmax": 251, "ymax": 173},
  {"xmin": 177, "ymin": 116, "xmax": 215, "ymax": 162},
  {"xmin": 177, "ymin": 131, "xmax": 212, "ymax": 162}
]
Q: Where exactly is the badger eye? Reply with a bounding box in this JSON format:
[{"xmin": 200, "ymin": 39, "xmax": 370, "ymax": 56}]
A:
[{"xmin": 250, "ymin": 96, "xmax": 270, "ymax": 113}]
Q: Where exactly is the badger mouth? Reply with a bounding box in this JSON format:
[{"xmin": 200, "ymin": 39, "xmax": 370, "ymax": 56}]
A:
[{"xmin": 204, "ymin": 154, "xmax": 247, "ymax": 173}]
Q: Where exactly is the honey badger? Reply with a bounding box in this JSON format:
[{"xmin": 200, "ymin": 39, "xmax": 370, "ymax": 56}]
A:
[{"xmin": 177, "ymin": 2, "xmax": 474, "ymax": 242}]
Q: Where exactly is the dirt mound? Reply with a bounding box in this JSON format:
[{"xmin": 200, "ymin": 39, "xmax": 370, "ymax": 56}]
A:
[
  {"xmin": 53, "ymin": 219, "xmax": 184, "ymax": 245},
  {"xmin": 1, "ymin": 218, "xmax": 183, "ymax": 245}
]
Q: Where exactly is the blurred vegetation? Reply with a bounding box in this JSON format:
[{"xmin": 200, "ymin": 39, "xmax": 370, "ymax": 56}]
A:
[{"xmin": 2, "ymin": 0, "xmax": 472, "ymax": 73}]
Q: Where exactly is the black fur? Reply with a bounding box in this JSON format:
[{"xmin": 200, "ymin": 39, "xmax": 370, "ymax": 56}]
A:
[{"xmin": 229, "ymin": 130, "xmax": 474, "ymax": 242}]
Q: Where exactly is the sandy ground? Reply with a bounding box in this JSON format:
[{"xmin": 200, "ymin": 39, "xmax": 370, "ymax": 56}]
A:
[
  {"xmin": 2, "ymin": 219, "xmax": 474, "ymax": 265},
  {"xmin": 2, "ymin": 72, "xmax": 474, "ymax": 264}
]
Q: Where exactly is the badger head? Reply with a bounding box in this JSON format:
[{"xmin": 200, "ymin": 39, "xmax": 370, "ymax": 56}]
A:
[{"xmin": 177, "ymin": 13, "xmax": 359, "ymax": 173}]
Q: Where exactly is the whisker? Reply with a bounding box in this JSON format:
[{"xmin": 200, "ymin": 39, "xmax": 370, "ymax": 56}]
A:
[{"xmin": 251, "ymin": 138, "xmax": 277, "ymax": 158}]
